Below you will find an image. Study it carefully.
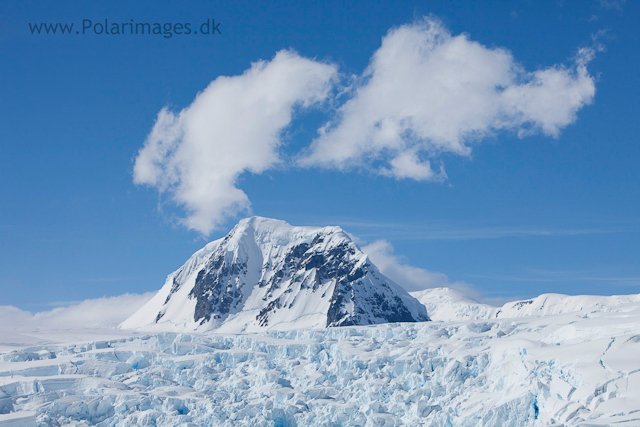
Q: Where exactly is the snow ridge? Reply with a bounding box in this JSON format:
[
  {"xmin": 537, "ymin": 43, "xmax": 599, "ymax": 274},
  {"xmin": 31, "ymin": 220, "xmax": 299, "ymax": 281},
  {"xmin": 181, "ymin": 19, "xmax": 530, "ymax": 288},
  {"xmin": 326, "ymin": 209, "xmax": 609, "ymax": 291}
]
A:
[
  {"xmin": 412, "ymin": 287, "xmax": 640, "ymax": 322},
  {"xmin": 121, "ymin": 217, "xmax": 428, "ymax": 333}
]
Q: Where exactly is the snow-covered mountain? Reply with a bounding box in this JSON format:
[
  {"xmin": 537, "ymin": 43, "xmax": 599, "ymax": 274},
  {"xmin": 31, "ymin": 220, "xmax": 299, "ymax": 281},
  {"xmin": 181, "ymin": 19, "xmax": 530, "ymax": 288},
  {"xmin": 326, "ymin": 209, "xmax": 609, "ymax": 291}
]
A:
[
  {"xmin": 412, "ymin": 287, "xmax": 640, "ymax": 321},
  {"xmin": 121, "ymin": 217, "xmax": 429, "ymax": 333}
]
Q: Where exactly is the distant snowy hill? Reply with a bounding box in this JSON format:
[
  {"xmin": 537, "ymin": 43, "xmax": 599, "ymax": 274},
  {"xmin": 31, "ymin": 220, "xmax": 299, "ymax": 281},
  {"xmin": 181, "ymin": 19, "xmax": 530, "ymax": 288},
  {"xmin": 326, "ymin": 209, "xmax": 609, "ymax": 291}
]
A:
[
  {"xmin": 410, "ymin": 287, "xmax": 497, "ymax": 321},
  {"xmin": 412, "ymin": 287, "xmax": 640, "ymax": 321},
  {"xmin": 122, "ymin": 217, "xmax": 428, "ymax": 333}
]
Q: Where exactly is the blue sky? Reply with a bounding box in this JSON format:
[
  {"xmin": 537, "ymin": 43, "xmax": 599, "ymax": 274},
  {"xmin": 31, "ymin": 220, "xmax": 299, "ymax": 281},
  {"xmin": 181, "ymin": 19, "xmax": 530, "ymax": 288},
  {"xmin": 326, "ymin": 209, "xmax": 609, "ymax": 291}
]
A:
[{"xmin": 1, "ymin": 0, "xmax": 638, "ymax": 310}]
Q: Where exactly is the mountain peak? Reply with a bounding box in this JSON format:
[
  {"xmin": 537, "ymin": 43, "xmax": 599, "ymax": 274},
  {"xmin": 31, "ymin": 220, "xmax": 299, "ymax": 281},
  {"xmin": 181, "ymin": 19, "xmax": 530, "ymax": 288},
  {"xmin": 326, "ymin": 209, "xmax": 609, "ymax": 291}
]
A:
[
  {"xmin": 233, "ymin": 216, "xmax": 347, "ymax": 243},
  {"xmin": 121, "ymin": 217, "xmax": 428, "ymax": 332}
]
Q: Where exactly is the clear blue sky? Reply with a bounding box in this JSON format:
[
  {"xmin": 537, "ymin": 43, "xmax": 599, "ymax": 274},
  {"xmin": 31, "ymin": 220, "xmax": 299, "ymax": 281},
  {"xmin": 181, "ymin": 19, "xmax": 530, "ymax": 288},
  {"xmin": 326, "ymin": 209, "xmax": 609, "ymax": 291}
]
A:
[{"xmin": 1, "ymin": 0, "xmax": 638, "ymax": 310}]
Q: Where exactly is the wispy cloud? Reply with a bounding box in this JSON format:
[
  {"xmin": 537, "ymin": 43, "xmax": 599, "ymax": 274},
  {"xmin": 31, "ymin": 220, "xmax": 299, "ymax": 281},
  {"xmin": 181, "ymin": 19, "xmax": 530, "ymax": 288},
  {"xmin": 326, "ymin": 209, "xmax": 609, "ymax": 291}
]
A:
[
  {"xmin": 80, "ymin": 277, "xmax": 143, "ymax": 283},
  {"xmin": 467, "ymin": 269, "xmax": 640, "ymax": 286},
  {"xmin": 0, "ymin": 293, "xmax": 155, "ymax": 329},
  {"xmin": 596, "ymin": 0, "xmax": 626, "ymax": 10},
  {"xmin": 340, "ymin": 220, "xmax": 637, "ymax": 241},
  {"xmin": 362, "ymin": 239, "xmax": 478, "ymax": 296}
]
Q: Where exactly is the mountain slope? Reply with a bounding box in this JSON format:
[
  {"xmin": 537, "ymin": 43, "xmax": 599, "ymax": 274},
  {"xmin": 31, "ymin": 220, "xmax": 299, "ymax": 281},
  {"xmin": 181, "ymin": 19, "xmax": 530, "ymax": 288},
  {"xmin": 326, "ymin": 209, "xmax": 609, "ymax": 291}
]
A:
[{"xmin": 121, "ymin": 217, "xmax": 428, "ymax": 332}]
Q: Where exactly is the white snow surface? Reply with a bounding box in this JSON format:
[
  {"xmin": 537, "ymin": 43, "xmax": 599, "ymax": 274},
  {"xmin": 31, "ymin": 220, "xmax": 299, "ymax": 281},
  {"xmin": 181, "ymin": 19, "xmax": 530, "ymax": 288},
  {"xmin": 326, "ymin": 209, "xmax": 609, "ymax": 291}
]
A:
[
  {"xmin": 2, "ymin": 293, "xmax": 640, "ymax": 426},
  {"xmin": 412, "ymin": 287, "xmax": 640, "ymax": 321},
  {"xmin": 122, "ymin": 217, "xmax": 427, "ymax": 333}
]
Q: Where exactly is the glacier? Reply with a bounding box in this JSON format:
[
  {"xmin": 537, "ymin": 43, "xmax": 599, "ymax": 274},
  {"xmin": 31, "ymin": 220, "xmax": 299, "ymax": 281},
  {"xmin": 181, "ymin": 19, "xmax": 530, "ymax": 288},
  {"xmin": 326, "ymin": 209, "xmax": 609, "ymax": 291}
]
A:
[{"xmin": 2, "ymin": 294, "xmax": 640, "ymax": 426}]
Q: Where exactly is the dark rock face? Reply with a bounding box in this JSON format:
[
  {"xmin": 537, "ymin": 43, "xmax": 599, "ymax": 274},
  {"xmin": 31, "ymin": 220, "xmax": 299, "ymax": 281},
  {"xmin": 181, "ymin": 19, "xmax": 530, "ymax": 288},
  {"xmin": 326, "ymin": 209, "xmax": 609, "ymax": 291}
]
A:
[
  {"xmin": 327, "ymin": 287, "xmax": 413, "ymax": 327},
  {"xmin": 257, "ymin": 299, "xmax": 282, "ymax": 327},
  {"xmin": 189, "ymin": 252, "xmax": 247, "ymax": 325},
  {"xmin": 325, "ymin": 264, "xmax": 419, "ymax": 327}
]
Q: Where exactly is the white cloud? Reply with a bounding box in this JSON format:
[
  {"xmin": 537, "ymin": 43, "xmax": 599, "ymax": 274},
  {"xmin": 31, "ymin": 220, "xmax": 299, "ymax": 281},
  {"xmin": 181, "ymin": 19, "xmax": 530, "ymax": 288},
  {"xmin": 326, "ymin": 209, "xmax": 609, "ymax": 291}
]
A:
[
  {"xmin": 362, "ymin": 240, "xmax": 477, "ymax": 297},
  {"xmin": 0, "ymin": 292, "xmax": 155, "ymax": 329},
  {"xmin": 300, "ymin": 17, "xmax": 596, "ymax": 180},
  {"xmin": 380, "ymin": 150, "xmax": 445, "ymax": 181},
  {"xmin": 134, "ymin": 50, "xmax": 338, "ymax": 235},
  {"xmin": 135, "ymin": 18, "xmax": 598, "ymax": 233}
]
